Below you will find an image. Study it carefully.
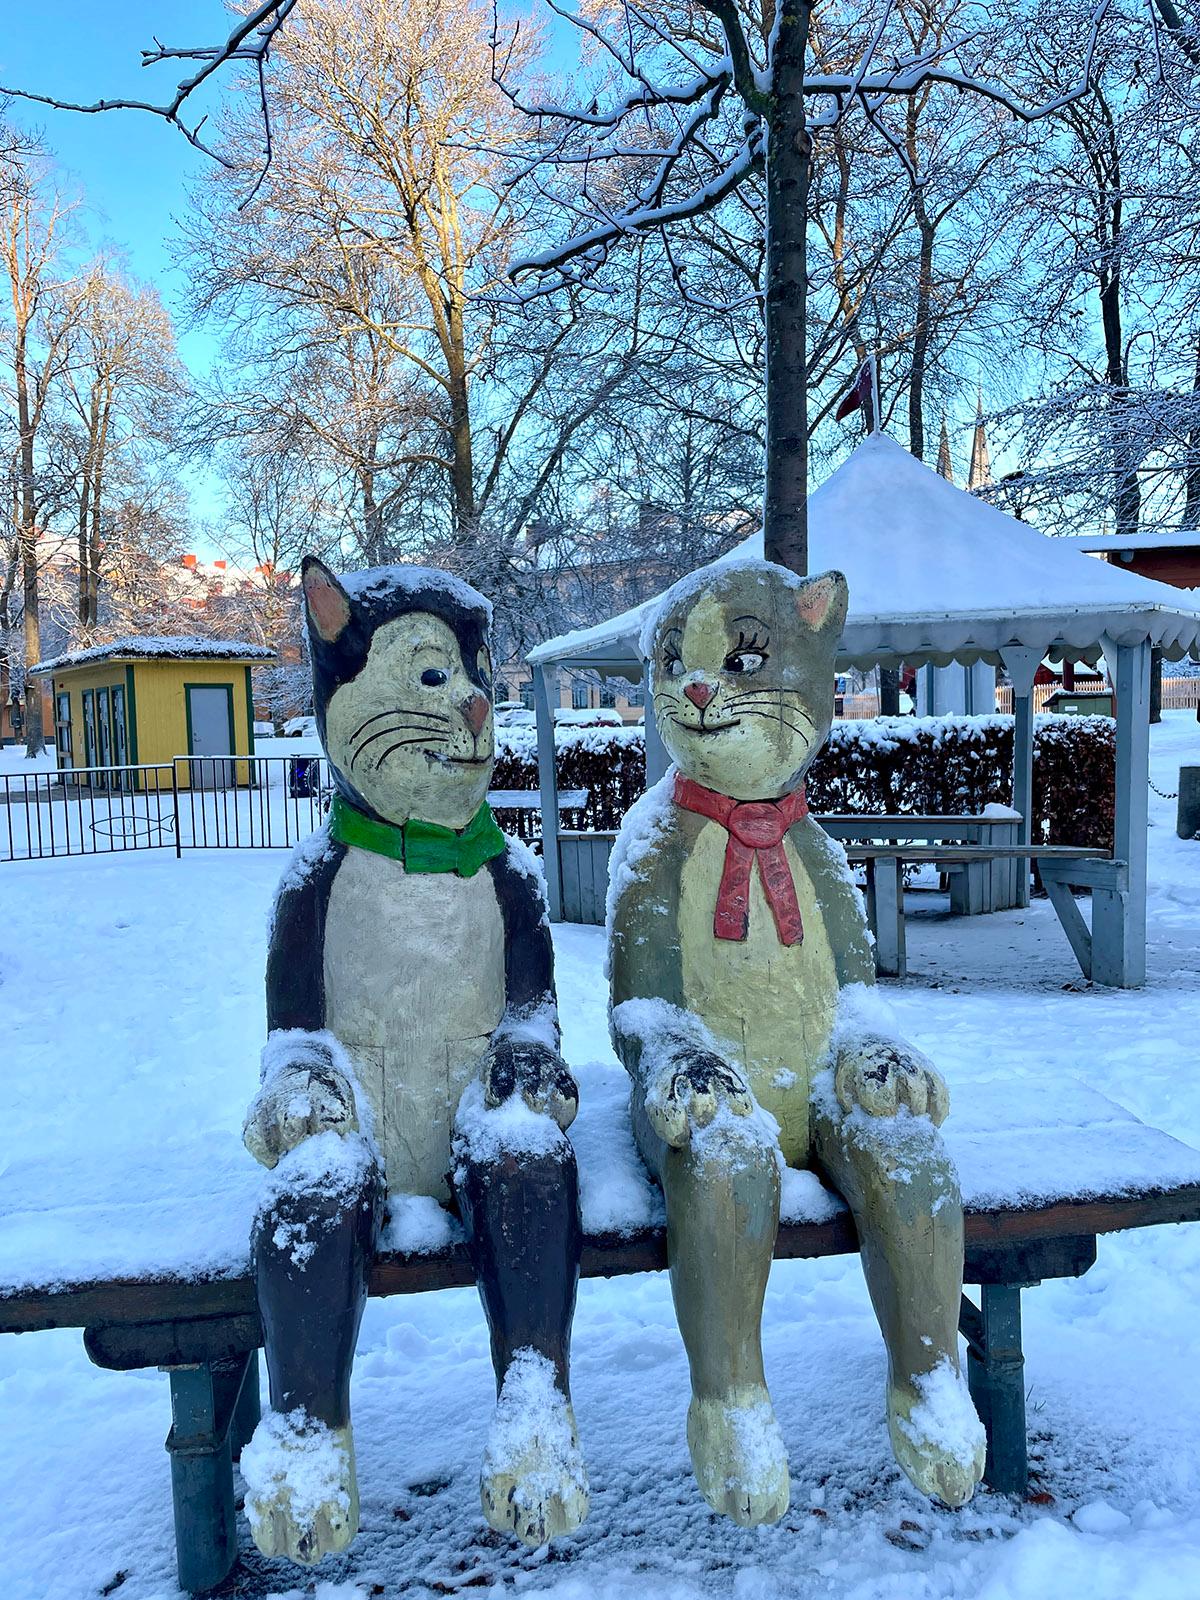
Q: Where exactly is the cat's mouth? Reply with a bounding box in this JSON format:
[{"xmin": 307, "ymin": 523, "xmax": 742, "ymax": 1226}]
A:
[
  {"xmin": 428, "ymin": 752, "xmax": 490, "ymax": 766},
  {"xmin": 675, "ymin": 718, "xmax": 741, "ymax": 735}
]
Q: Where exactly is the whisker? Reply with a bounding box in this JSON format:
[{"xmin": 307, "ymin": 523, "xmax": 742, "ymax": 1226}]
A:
[
  {"xmin": 373, "ymin": 736, "xmax": 449, "ymax": 770},
  {"xmin": 350, "ymin": 723, "xmax": 451, "ymax": 767},
  {"xmin": 729, "ymin": 707, "xmax": 813, "ymax": 738},
  {"xmin": 351, "ymin": 706, "xmax": 449, "ymax": 741}
]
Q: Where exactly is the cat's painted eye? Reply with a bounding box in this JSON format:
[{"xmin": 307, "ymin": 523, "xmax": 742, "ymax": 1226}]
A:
[
  {"xmin": 664, "ymin": 654, "xmax": 684, "ymax": 678},
  {"xmin": 420, "ymin": 667, "xmax": 449, "ymax": 687},
  {"xmin": 724, "ymin": 651, "xmax": 766, "ymax": 674},
  {"xmin": 476, "ymin": 647, "xmax": 493, "ymax": 688}
]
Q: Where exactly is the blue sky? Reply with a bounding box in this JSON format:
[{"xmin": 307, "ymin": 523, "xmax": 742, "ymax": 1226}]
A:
[{"xmin": 2, "ymin": 4, "xmax": 235, "ymax": 546}]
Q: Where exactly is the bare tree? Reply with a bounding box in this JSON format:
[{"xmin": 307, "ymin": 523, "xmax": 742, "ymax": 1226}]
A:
[
  {"xmin": 61, "ymin": 261, "xmax": 186, "ymax": 630},
  {"xmin": 492, "ymin": 0, "xmax": 1118, "ymax": 575},
  {"xmin": 0, "ymin": 133, "xmax": 82, "ymax": 754}
]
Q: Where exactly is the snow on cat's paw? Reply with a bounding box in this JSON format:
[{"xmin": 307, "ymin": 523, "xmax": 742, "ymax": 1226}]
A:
[
  {"xmin": 686, "ymin": 1387, "xmax": 790, "ymax": 1527},
  {"xmin": 241, "ymin": 1409, "xmax": 359, "ymax": 1565},
  {"xmin": 834, "ymin": 1036, "xmax": 949, "ymax": 1125},
  {"xmin": 645, "ymin": 1049, "xmax": 754, "ymax": 1148},
  {"xmin": 887, "ymin": 1359, "xmax": 985, "ymax": 1508},
  {"xmin": 480, "ymin": 1348, "xmax": 589, "ymax": 1547},
  {"xmin": 244, "ymin": 1064, "xmax": 359, "ymax": 1169}
]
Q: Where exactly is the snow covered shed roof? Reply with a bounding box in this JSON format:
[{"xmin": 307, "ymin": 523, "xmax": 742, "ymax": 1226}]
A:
[
  {"xmin": 529, "ymin": 436, "xmax": 1200, "ymax": 673},
  {"xmin": 30, "ymin": 636, "xmax": 278, "ymax": 676}
]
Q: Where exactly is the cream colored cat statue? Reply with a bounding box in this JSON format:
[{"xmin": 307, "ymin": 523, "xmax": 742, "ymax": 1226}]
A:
[{"xmin": 608, "ymin": 559, "xmax": 985, "ymax": 1526}]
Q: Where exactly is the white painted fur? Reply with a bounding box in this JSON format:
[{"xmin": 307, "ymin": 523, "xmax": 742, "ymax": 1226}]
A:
[{"xmin": 323, "ymin": 848, "xmax": 506, "ymax": 1200}]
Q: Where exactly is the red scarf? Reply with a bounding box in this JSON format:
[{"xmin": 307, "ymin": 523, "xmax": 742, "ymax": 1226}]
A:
[{"xmin": 673, "ymin": 772, "xmax": 808, "ymax": 945}]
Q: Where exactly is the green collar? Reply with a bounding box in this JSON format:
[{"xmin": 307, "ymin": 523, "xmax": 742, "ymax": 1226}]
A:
[{"xmin": 329, "ymin": 794, "xmax": 506, "ymax": 877}]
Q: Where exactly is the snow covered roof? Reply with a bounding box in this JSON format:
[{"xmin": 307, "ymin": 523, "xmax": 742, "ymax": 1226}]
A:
[
  {"xmin": 1070, "ymin": 531, "xmax": 1200, "ymax": 554},
  {"xmin": 30, "ymin": 636, "xmax": 278, "ymax": 675},
  {"xmin": 529, "ymin": 436, "xmax": 1200, "ymax": 672}
]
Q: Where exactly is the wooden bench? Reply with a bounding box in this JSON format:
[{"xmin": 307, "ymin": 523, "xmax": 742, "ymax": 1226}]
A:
[
  {"xmin": 822, "ymin": 813, "xmax": 1024, "ymax": 916},
  {"xmin": 5, "ymin": 1078, "xmax": 1199, "ymax": 1592},
  {"xmin": 843, "ymin": 843, "xmax": 1116, "ymax": 978}
]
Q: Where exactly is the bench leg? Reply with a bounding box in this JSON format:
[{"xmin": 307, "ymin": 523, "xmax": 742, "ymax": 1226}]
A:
[
  {"xmin": 166, "ymin": 1352, "xmax": 255, "ymax": 1592},
  {"xmin": 960, "ymin": 1284, "xmax": 1027, "ymax": 1495},
  {"xmin": 230, "ymin": 1351, "xmax": 261, "ymax": 1462},
  {"xmin": 871, "ymin": 857, "xmax": 906, "ymax": 978}
]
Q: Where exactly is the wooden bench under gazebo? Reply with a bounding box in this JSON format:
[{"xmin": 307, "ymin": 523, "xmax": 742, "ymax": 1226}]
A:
[{"xmin": 526, "ymin": 436, "xmax": 1200, "ymax": 988}]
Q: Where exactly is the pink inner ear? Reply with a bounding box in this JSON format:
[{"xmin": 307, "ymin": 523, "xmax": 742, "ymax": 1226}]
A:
[
  {"xmin": 304, "ymin": 569, "xmax": 351, "ymax": 642},
  {"xmin": 795, "ymin": 578, "xmax": 838, "ymax": 629}
]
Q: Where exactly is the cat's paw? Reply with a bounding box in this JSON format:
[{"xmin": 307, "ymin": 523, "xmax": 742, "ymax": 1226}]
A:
[
  {"xmin": 480, "ymin": 1349, "xmax": 589, "ymax": 1547},
  {"xmin": 687, "ymin": 1387, "xmax": 790, "ymax": 1527},
  {"xmin": 834, "ymin": 1036, "xmax": 949, "ymax": 1124},
  {"xmin": 887, "ymin": 1360, "xmax": 986, "ymax": 1508},
  {"xmin": 243, "ymin": 1065, "xmax": 359, "ymax": 1168},
  {"xmin": 644, "ymin": 1049, "xmax": 754, "ymax": 1148},
  {"xmin": 241, "ymin": 1410, "xmax": 359, "ymax": 1565},
  {"xmin": 482, "ymin": 1040, "xmax": 578, "ymax": 1132}
]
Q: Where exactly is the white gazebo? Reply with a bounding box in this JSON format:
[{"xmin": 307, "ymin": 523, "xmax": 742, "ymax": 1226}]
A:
[{"xmin": 527, "ymin": 436, "xmax": 1200, "ymax": 986}]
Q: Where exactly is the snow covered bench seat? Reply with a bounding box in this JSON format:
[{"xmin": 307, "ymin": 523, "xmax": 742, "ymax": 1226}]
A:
[{"xmin": 3, "ymin": 1072, "xmax": 1200, "ymax": 1591}]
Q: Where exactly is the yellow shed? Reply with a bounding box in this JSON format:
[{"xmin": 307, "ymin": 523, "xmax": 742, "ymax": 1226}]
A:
[{"xmin": 29, "ymin": 636, "xmax": 277, "ymax": 791}]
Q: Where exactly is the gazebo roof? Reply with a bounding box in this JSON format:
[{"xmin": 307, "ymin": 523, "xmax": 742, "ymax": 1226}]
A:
[
  {"xmin": 30, "ymin": 636, "xmax": 277, "ymax": 676},
  {"xmin": 529, "ymin": 436, "xmax": 1200, "ymax": 673}
]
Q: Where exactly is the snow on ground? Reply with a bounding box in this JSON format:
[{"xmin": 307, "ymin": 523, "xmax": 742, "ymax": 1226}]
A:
[{"xmin": 3, "ymin": 716, "xmax": 1200, "ymax": 1599}]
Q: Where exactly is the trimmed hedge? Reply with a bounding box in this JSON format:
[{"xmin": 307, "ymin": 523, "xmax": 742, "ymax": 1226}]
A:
[{"xmin": 495, "ymin": 714, "xmax": 1116, "ymax": 852}]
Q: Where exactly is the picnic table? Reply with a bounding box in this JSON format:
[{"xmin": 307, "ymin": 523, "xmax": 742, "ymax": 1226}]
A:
[
  {"xmin": 831, "ymin": 828, "xmax": 1115, "ymax": 980},
  {"xmin": 3, "ymin": 1070, "xmax": 1199, "ymax": 1592}
]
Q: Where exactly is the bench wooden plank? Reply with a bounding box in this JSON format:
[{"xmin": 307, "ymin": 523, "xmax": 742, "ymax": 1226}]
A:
[
  {"xmin": 843, "ymin": 844, "xmax": 1107, "ymax": 862},
  {"xmin": 5, "ymin": 1184, "xmax": 1199, "ymax": 1339}
]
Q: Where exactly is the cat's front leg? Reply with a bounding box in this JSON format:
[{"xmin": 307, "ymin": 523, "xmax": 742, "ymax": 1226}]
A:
[
  {"xmin": 243, "ymin": 1031, "xmax": 360, "ymax": 1169},
  {"xmin": 480, "ymin": 1036, "xmax": 579, "ymax": 1132},
  {"xmin": 643, "ymin": 1046, "xmax": 755, "ymax": 1148},
  {"xmin": 833, "ymin": 1033, "xmax": 950, "ymax": 1125}
]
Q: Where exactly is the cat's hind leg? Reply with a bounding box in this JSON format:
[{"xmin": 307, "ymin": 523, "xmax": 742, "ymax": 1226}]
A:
[
  {"xmin": 453, "ymin": 1096, "xmax": 588, "ymax": 1548},
  {"xmin": 810, "ymin": 1070, "xmax": 985, "ymax": 1508},
  {"xmin": 632, "ymin": 1082, "xmax": 790, "ymax": 1528},
  {"xmin": 243, "ymin": 1131, "xmax": 383, "ymax": 1565}
]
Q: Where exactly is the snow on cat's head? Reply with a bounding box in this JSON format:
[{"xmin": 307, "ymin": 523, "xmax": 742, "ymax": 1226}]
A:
[
  {"xmin": 648, "ymin": 560, "xmax": 848, "ymax": 801},
  {"xmin": 302, "ymin": 557, "xmax": 495, "ymax": 830}
]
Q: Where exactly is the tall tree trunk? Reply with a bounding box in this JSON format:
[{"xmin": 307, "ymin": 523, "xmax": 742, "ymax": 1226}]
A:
[
  {"xmin": 77, "ymin": 431, "xmax": 94, "ymax": 627},
  {"xmin": 86, "ymin": 399, "xmax": 111, "ymax": 629},
  {"xmin": 906, "ymin": 103, "xmax": 934, "ymax": 464},
  {"xmin": 878, "ymin": 666, "xmax": 901, "ymax": 715},
  {"xmin": 445, "ymin": 307, "xmax": 476, "ymax": 548},
  {"xmin": 1183, "ymin": 338, "xmax": 1200, "ymax": 531},
  {"xmin": 15, "ymin": 326, "xmax": 45, "ymax": 756},
  {"xmin": 763, "ymin": 0, "xmax": 813, "ymax": 576}
]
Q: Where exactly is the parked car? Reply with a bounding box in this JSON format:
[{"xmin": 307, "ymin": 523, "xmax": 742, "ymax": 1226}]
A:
[
  {"xmin": 253, "ymin": 720, "xmax": 275, "ymax": 738},
  {"xmin": 283, "ymin": 715, "xmax": 318, "ymax": 738},
  {"xmin": 495, "ymin": 703, "xmax": 536, "ymax": 728},
  {"xmin": 553, "ymin": 708, "xmax": 625, "ymax": 726}
]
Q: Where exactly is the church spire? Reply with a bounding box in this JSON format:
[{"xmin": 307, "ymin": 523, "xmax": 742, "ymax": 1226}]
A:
[
  {"xmin": 936, "ymin": 416, "xmax": 954, "ymax": 482},
  {"xmin": 968, "ymin": 386, "xmax": 992, "ymax": 491}
]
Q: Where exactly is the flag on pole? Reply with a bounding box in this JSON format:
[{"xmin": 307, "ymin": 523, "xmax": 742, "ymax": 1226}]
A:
[{"xmin": 835, "ymin": 356, "xmax": 879, "ymax": 434}]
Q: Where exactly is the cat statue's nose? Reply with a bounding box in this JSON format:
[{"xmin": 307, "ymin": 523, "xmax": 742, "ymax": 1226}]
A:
[
  {"xmin": 683, "ymin": 679, "xmax": 716, "ymax": 710},
  {"xmin": 462, "ymin": 693, "xmax": 490, "ymax": 736}
]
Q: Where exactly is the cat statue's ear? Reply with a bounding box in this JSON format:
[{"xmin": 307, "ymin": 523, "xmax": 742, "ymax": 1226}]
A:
[
  {"xmin": 302, "ymin": 556, "xmax": 353, "ymax": 643},
  {"xmin": 793, "ymin": 570, "xmax": 848, "ymax": 639}
]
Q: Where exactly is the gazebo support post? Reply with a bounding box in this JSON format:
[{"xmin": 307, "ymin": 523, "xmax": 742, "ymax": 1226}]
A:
[
  {"xmin": 643, "ymin": 659, "xmax": 669, "ymax": 785},
  {"xmin": 533, "ymin": 663, "xmax": 563, "ymax": 922},
  {"xmin": 1092, "ymin": 639, "xmax": 1150, "ymax": 989},
  {"xmin": 1001, "ymin": 648, "xmax": 1041, "ymax": 910}
]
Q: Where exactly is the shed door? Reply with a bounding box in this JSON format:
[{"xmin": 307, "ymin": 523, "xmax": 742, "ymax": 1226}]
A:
[{"xmin": 187, "ymin": 685, "xmax": 233, "ymax": 789}]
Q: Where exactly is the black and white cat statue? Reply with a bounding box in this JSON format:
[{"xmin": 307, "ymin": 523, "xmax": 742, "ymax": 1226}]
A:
[{"xmin": 239, "ymin": 558, "xmax": 588, "ymax": 1564}]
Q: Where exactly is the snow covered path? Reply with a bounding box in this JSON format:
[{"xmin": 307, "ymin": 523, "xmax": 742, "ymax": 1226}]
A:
[{"xmin": 3, "ymin": 716, "xmax": 1200, "ymax": 1599}]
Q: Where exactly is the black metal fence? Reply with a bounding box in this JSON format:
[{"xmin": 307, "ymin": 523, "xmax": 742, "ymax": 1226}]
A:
[{"xmin": 0, "ymin": 756, "xmax": 333, "ymax": 864}]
